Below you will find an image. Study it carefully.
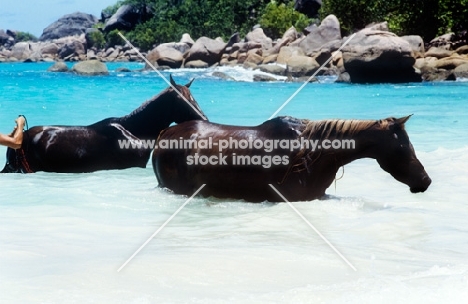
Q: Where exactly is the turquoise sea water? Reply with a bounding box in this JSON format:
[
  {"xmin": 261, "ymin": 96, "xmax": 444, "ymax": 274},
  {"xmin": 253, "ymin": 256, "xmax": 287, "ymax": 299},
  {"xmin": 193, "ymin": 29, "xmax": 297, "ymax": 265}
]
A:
[{"xmin": 1, "ymin": 62, "xmax": 468, "ymax": 303}]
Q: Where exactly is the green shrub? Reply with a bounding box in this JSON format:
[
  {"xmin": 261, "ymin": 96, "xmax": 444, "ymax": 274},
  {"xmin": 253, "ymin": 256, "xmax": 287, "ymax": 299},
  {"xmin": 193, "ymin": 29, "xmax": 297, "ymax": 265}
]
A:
[
  {"xmin": 260, "ymin": 1, "xmax": 312, "ymax": 38},
  {"xmin": 118, "ymin": 0, "xmax": 268, "ymax": 50},
  {"xmin": 89, "ymin": 31, "xmax": 106, "ymax": 49},
  {"xmin": 125, "ymin": 17, "xmax": 186, "ymax": 50},
  {"xmin": 320, "ymin": 0, "xmax": 391, "ymax": 36},
  {"xmin": 320, "ymin": 0, "xmax": 468, "ymax": 41},
  {"xmin": 106, "ymin": 29, "xmax": 125, "ymax": 48},
  {"xmin": 15, "ymin": 31, "xmax": 37, "ymax": 42}
]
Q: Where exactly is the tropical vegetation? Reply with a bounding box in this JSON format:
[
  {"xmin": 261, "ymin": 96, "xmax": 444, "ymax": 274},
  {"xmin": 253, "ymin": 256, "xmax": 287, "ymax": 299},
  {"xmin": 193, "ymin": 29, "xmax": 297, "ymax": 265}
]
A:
[{"xmin": 97, "ymin": 0, "xmax": 467, "ymax": 50}]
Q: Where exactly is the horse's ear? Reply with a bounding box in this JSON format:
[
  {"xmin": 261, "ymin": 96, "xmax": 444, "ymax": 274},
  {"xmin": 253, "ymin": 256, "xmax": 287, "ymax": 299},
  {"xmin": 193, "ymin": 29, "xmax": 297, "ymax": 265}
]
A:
[
  {"xmin": 185, "ymin": 78, "xmax": 195, "ymax": 88},
  {"xmin": 169, "ymin": 74, "xmax": 177, "ymax": 87},
  {"xmin": 395, "ymin": 114, "xmax": 413, "ymax": 126}
]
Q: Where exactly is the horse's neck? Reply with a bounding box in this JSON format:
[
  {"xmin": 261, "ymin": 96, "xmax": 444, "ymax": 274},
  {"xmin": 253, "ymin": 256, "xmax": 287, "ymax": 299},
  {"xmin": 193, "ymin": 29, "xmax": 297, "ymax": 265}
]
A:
[
  {"xmin": 119, "ymin": 96, "xmax": 172, "ymax": 139},
  {"xmin": 327, "ymin": 128, "xmax": 379, "ymax": 167},
  {"xmin": 296, "ymin": 127, "xmax": 377, "ymax": 196}
]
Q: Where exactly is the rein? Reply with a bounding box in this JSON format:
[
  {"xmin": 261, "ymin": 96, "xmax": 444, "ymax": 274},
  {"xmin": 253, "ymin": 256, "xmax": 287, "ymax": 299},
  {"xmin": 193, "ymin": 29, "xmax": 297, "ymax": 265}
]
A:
[{"xmin": 15, "ymin": 115, "xmax": 34, "ymax": 173}]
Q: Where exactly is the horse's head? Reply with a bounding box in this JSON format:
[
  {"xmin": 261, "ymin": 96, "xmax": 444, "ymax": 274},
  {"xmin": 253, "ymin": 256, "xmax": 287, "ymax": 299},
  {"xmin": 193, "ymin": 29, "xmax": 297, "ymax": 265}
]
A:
[
  {"xmin": 167, "ymin": 75, "xmax": 208, "ymax": 122},
  {"xmin": 374, "ymin": 115, "xmax": 431, "ymax": 193}
]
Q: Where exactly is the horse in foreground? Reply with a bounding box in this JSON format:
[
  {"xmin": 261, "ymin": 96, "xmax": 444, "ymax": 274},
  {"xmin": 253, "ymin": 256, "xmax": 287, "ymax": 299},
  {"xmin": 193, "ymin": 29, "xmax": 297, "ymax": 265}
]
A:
[
  {"xmin": 152, "ymin": 115, "xmax": 431, "ymax": 202},
  {"xmin": 2, "ymin": 76, "xmax": 207, "ymax": 173}
]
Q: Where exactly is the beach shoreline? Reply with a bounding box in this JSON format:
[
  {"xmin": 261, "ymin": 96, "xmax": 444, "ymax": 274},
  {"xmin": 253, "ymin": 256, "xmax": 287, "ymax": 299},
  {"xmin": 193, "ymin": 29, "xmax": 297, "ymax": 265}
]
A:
[{"xmin": 1, "ymin": 12, "xmax": 468, "ymax": 83}]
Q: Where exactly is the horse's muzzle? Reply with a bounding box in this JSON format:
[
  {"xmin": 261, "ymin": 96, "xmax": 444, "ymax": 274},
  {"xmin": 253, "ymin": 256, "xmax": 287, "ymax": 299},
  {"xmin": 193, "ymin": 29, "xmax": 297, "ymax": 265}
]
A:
[{"xmin": 410, "ymin": 175, "xmax": 432, "ymax": 193}]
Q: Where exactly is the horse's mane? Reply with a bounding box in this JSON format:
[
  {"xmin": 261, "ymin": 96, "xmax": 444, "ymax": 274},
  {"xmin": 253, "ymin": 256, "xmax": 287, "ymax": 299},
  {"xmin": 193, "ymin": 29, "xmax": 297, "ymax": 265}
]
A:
[
  {"xmin": 286, "ymin": 118, "xmax": 385, "ymax": 178},
  {"xmin": 298, "ymin": 118, "xmax": 380, "ymax": 140},
  {"xmin": 123, "ymin": 86, "xmax": 175, "ymax": 119}
]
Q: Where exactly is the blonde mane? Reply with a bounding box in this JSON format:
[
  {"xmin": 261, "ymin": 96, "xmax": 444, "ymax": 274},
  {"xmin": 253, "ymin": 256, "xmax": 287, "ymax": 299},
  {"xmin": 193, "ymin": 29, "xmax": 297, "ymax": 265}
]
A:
[
  {"xmin": 285, "ymin": 118, "xmax": 385, "ymax": 180},
  {"xmin": 298, "ymin": 118, "xmax": 380, "ymax": 140}
]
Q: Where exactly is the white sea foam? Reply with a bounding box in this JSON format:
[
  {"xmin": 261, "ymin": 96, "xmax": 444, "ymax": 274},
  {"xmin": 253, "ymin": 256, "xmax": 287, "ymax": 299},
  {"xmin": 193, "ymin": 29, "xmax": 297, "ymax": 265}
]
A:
[{"xmin": 164, "ymin": 65, "xmax": 286, "ymax": 82}]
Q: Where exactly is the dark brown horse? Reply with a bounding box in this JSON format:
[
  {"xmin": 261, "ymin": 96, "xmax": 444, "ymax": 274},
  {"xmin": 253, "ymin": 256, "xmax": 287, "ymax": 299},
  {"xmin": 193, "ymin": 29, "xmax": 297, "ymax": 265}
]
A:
[
  {"xmin": 152, "ymin": 115, "xmax": 431, "ymax": 202},
  {"xmin": 2, "ymin": 76, "xmax": 207, "ymax": 173}
]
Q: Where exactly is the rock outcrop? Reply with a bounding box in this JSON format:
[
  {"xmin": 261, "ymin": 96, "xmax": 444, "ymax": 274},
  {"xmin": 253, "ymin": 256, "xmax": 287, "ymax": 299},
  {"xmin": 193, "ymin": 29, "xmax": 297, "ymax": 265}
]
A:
[
  {"xmin": 40, "ymin": 12, "xmax": 99, "ymax": 41},
  {"xmin": 342, "ymin": 29, "xmax": 422, "ymax": 83},
  {"xmin": 185, "ymin": 37, "xmax": 227, "ymax": 66},
  {"xmin": 2, "ymin": 11, "xmax": 467, "ymax": 83},
  {"xmin": 146, "ymin": 43, "xmax": 185, "ymax": 68},
  {"xmin": 299, "ymin": 14, "xmax": 341, "ymax": 56},
  {"xmin": 71, "ymin": 60, "xmax": 109, "ymax": 75},
  {"xmin": 245, "ymin": 28, "xmax": 273, "ymax": 51},
  {"xmin": 10, "ymin": 42, "xmax": 31, "ymax": 61},
  {"xmin": 103, "ymin": 5, "xmax": 152, "ymax": 32},
  {"xmin": 48, "ymin": 62, "xmax": 69, "ymax": 72}
]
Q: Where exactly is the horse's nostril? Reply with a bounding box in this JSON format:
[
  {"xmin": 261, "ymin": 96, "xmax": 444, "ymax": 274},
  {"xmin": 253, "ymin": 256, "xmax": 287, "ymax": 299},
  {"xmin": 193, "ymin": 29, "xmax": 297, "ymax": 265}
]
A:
[
  {"xmin": 423, "ymin": 175, "xmax": 432, "ymax": 186},
  {"xmin": 410, "ymin": 176, "xmax": 431, "ymax": 193}
]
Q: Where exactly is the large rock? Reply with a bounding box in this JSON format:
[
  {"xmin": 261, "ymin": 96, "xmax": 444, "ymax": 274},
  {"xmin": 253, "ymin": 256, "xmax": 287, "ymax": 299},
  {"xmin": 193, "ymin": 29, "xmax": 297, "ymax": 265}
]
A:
[
  {"xmin": 428, "ymin": 33, "xmax": 454, "ymax": 49},
  {"xmin": 231, "ymin": 42, "xmax": 262, "ymax": 53},
  {"xmin": 184, "ymin": 60, "xmax": 209, "ymax": 69},
  {"xmin": 420, "ymin": 67, "xmax": 455, "ymax": 82},
  {"xmin": 212, "ymin": 71, "xmax": 235, "ymax": 81},
  {"xmin": 41, "ymin": 43, "xmax": 59, "ymax": 56},
  {"xmin": 162, "ymin": 42, "xmax": 190, "ymax": 54},
  {"xmin": 342, "ymin": 29, "xmax": 421, "ymax": 83},
  {"xmin": 434, "ymin": 57, "xmax": 468, "ymax": 70},
  {"xmin": 180, "ymin": 33, "xmax": 195, "ymax": 46},
  {"xmin": 299, "ymin": 14, "xmax": 341, "ymax": 56},
  {"xmin": 26, "ymin": 43, "xmax": 43, "ymax": 62},
  {"xmin": 103, "ymin": 4, "xmax": 152, "ymax": 32},
  {"xmin": 425, "ymin": 47, "xmax": 453, "ymax": 58},
  {"xmin": 245, "ymin": 28, "xmax": 272, "ymax": 50},
  {"xmin": 71, "ymin": 60, "xmax": 109, "ymax": 75},
  {"xmin": 286, "ymin": 56, "xmax": 320, "ymax": 77},
  {"xmin": 258, "ymin": 64, "xmax": 287, "ymax": 76},
  {"xmin": 185, "ymin": 37, "xmax": 227, "ymax": 66},
  {"xmin": 58, "ymin": 40, "xmax": 86, "ymax": 59},
  {"xmin": 265, "ymin": 26, "xmax": 299, "ymax": 56},
  {"xmin": 40, "ymin": 12, "xmax": 99, "ymax": 41},
  {"xmin": 365, "ymin": 22, "xmax": 389, "ymax": 31},
  {"xmin": 415, "ymin": 57, "xmax": 438, "ymax": 70},
  {"xmin": 453, "ymin": 63, "xmax": 468, "ymax": 78},
  {"xmin": 294, "ymin": 0, "xmax": 322, "ymax": 18},
  {"xmin": 455, "ymin": 45, "xmax": 468, "ymax": 55},
  {"xmin": 0, "ymin": 29, "xmax": 10, "ymax": 44},
  {"xmin": 146, "ymin": 44, "xmax": 184, "ymax": 68},
  {"xmin": 400, "ymin": 35, "xmax": 425, "ymax": 57},
  {"xmin": 48, "ymin": 62, "xmax": 69, "ymax": 72},
  {"xmin": 10, "ymin": 42, "xmax": 31, "ymax": 60},
  {"xmin": 253, "ymin": 74, "xmax": 277, "ymax": 82},
  {"xmin": 244, "ymin": 53, "xmax": 263, "ymax": 65},
  {"xmin": 277, "ymin": 46, "xmax": 305, "ymax": 65}
]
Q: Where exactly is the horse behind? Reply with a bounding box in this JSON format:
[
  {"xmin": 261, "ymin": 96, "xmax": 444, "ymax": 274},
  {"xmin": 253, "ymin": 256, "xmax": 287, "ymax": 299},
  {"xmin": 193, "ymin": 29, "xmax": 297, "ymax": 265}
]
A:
[
  {"xmin": 152, "ymin": 115, "xmax": 431, "ymax": 202},
  {"xmin": 2, "ymin": 76, "xmax": 207, "ymax": 173}
]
